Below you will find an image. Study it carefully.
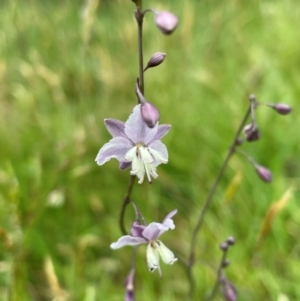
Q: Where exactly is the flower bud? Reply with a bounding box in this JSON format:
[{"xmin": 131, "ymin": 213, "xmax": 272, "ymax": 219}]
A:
[
  {"xmin": 223, "ymin": 281, "xmax": 237, "ymax": 301},
  {"xmin": 220, "ymin": 242, "xmax": 228, "ymax": 251},
  {"xmin": 243, "ymin": 123, "xmax": 260, "ymax": 142},
  {"xmin": 227, "ymin": 236, "xmax": 235, "ymax": 245},
  {"xmin": 255, "ymin": 165, "xmax": 272, "ymax": 183},
  {"xmin": 141, "ymin": 102, "xmax": 160, "ymax": 128},
  {"xmin": 144, "ymin": 52, "xmax": 166, "ymax": 71},
  {"xmin": 125, "ymin": 269, "xmax": 135, "ymax": 301},
  {"xmin": 272, "ymin": 103, "xmax": 292, "ymax": 115},
  {"xmin": 155, "ymin": 11, "xmax": 178, "ymax": 35}
]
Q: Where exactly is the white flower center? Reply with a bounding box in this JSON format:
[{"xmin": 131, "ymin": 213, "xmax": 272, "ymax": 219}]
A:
[
  {"xmin": 124, "ymin": 145, "xmax": 158, "ymax": 184},
  {"xmin": 146, "ymin": 240, "xmax": 177, "ymax": 277}
]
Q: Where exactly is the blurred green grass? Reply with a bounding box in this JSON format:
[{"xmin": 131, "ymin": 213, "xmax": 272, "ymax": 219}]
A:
[{"xmin": 0, "ymin": 0, "xmax": 299, "ymax": 300}]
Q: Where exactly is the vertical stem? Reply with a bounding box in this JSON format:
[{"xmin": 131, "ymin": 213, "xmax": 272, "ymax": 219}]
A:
[
  {"xmin": 119, "ymin": 175, "xmax": 136, "ymax": 235},
  {"xmin": 135, "ymin": 7, "xmax": 144, "ymax": 96},
  {"xmin": 187, "ymin": 105, "xmax": 251, "ymax": 299}
]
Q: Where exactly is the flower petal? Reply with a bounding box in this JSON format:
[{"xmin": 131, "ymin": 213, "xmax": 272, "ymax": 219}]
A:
[
  {"xmin": 157, "ymin": 241, "xmax": 177, "ymax": 265},
  {"xmin": 142, "ymin": 222, "xmax": 168, "ymax": 241},
  {"xmin": 104, "ymin": 119, "xmax": 127, "ymax": 138},
  {"xmin": 162, "ymin": 209, "xmax": 177, "ymax": 229},
  {"xmin": 119, "ymin": 161, "xmax": 131, "ymax": 170},
  {"xmin": 131, "ymin": 222, "xmax": 146, "ymax": 238},
  {"xmin": 147, "ymin": 243, "xmax": 160, "ymax": 273},
  {"xmin": 125, "ymin": 105, "xmax": 158, "ymax": 145},
  {"xmin": 148, "ymin": 141, "xmax": 168, "ymax": 165},
  {"xmin": 149, "ymin": 124, "xmax": 171, "ymax": 143},
  {"xmin": 95, "ymin": 137, "xmax": 132, "ymax": 165},
  {"xmin": 110, "ymin": 235, "xmax": 147, "ymax": 249},
  {"xmin": 125, "ymin": 147, "xmax": 146, "ymax": 184}
]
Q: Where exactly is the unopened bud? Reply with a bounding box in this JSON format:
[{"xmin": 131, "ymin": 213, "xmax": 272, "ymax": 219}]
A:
[
  {"xmin": 272, "ymin": 103, "xmax": 292, "ymax": 115},
  {"xmin": 223, "ymin": 281, "xmax": 237, "ymax": 301},
  {"xmin": 244, "ymin": 123, "xmax": 260, "ymax": 142},
  {"xmin": 227, "ymin": 236, "xmax": 235, "ymax": 245},
  {"xmin": 255, "ymin": 165, "xmax": 272, "ymax": 183},
  {"xmin": 125, "ymin": 269, "xmax": 135, "ymax": 301},
  {"xmin": 220, "ymin": 242, "xmax": 229, "ymax": 251},
  {"xmin": 144, "ymin": 52, "xmax": 166, "ymax": 71},
  {"xmin": 141, "ymin": 102, "xmax": 160, "ymax": 128},
  {"xmin": 155, "ymin": 11, "xmax": 178, "ymax": 35}
]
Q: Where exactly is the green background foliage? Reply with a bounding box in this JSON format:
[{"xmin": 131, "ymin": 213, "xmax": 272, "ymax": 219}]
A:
[{"xmin": 0, "ymin": 0, "xmax": 299, "ymax": 300}]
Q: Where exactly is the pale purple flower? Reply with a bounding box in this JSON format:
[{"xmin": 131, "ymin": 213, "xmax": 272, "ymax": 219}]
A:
[
  {"xmin": 95, "ymin": 104, "xmax": 171, "ymax": 184},
  {"xmin": 111, "ymin": 209, "xmax": 178, "ymax": 277}
]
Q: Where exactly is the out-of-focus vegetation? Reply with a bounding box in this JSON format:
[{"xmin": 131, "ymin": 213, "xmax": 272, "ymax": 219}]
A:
[{"xmin": 0, "ymin": 0, "xmax": 299, "ymax": 300}]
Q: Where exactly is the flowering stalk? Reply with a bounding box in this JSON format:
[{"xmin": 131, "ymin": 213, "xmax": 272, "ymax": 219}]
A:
[
  {"xmin": 134, "ymin": 6, "xmax": 145, "ymax": 95},
  {"xmin": 187, "ymin": 104, "xmax": 251, "ymax": 299}
]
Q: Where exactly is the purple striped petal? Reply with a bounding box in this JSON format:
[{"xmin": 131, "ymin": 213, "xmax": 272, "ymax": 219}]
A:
[
  {"xmin": 131, "ymin": 222, "xmax": 146, "ymax": 238},
  {"xmin": 162, "ymin": 209, "xmax": 177, "ymax": 229},
  {"xmin": 125, "ymin": 105, "xmax": 158, "ymax": 145},
  {"xmin": 95, "ymin": 137, "xmax": 132, "ymax": 165},
  {"xmin": 104, "ymin": 119, "xmax": 127, "ymax": 138},
  {"xmin": 149, "ymin": 124, "xmax": 171, "ymax": 143},
  {"xmin": 110, "ymin": 235, "xmax": 147, "ymax": 249},
  {"xmin": 142, "ymin": 222, "xmax": 168, "ymax": 241},
  {"xmin": 148, "ymin": 140, "xmax": 168, "ymax": 165},
  {"xmin": 119, "ymin": 161, "xmax": 131, "ymax": 170}
]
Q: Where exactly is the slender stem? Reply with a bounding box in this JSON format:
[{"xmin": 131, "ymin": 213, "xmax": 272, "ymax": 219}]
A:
[
  {"xmin": 135, "ymin": 8, "xmax": 144, "ymax": 95},
  {"xmin": 187, "ymin": 105, "xmax": 251, "ymax": 299},
  {"xmin": 119, "ymin": 175, "xmax": 136, "ymax": 235},
  {"xmin": 206, "ymin": 249, "xmax": 227, "ymax": 301}
]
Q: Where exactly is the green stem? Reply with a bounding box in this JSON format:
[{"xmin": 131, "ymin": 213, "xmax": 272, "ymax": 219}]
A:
[{"xmin": 135, "ymin": 7, "xmax": 144, "ymax": 95}]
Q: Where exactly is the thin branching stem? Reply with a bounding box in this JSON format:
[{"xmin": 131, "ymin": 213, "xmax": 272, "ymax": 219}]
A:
[{"xmin": 187, "ymin": 104, "xmax": 251, "ymax": 299}]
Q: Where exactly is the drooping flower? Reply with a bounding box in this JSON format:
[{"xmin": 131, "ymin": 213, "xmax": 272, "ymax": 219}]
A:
[
  {"xmin": 111, "ymin": 209, "xmax": 178, "ymax": 277},
  {"xmin": 95, "ymin": 104, "xmax": 171, "ymax": 184}
]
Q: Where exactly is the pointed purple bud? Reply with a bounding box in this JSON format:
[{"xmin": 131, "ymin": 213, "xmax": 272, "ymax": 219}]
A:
[
  {"xmin": 226, "ymin": 236, "xmax": 235, "ymax": 245},
  {"xmin": 243, "ymin": 123, "xmax": 260, "ymax": 142},
  {"xmin": 144, "ymin": 52, "xmax": 166, "ymax": 71},
  {"xmin": 223, "ymin": 281, "xmax": 237, "ymax": 301},
  {"xmin": 125, "ymin": 269, "xmax": 135, "ymax": 301},
  {"xmin": 272, "ymin": 103, "xmax": 292, "ymax": 115},
  {"xmin": 155, "ymin": 11, "xmax": 178, "ymax": 35},
  {"xmin": 140, "ymin": 102, "xmax": 160, "ymax": 128},
  {"xmin": 255, "ymin": 165, "xmax": 272, "ymax": 183}
]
